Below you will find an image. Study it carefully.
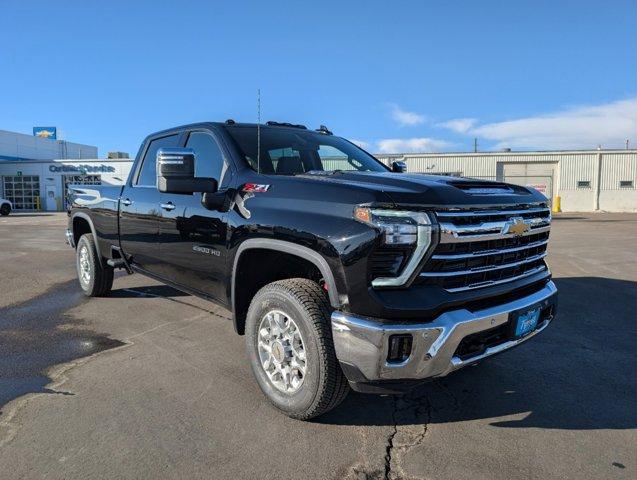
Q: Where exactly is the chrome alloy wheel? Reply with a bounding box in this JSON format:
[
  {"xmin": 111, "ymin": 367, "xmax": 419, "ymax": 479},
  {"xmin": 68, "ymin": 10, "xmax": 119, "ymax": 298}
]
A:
[
  {"xmin": 78, "ymin": 245, "xmax": 91, "ymax": 285},
  {"xmin": 257, "ymin": 310, "xmax": 307, "ymax": 393}
]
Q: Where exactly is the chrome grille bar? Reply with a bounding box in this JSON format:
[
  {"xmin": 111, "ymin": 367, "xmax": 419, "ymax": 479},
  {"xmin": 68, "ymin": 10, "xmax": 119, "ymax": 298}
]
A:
[
  {"xmin": 445, "ymin": 265, "xmax": 549, "ymax": 293},
  {"xmin": 439, "ymin": 218, "xmax": 551, "ymax": 243},
  {"xmin": 436, "ymin": 207, "xmax": 550, "ymax": 217},
  {"xmin": 431, "ymin": 239, "xmax": 549, "ymax": 260},
  {"xmin": 420, "ymin": 252, "xmax": 547, "ymax": 277}
]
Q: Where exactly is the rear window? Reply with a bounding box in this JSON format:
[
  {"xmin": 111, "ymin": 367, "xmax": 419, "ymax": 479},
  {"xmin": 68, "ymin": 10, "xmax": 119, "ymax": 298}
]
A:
[{"xmin": 224, "ymin": 126, "xmax": 387, "ymax": 175}]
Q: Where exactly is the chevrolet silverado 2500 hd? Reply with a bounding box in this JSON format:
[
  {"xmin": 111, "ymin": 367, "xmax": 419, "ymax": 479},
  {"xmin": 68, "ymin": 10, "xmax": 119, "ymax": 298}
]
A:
[{"xmin": 66, "ymin": 121, "xmax": 557, "ymax": 419}]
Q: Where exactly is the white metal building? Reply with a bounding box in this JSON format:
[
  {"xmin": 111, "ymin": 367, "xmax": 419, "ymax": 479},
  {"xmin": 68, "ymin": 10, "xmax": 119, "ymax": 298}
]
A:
[
  {"xmin": 0, "ymin": 159, "xmax": 133, "ymax": 211},
  {"xmin": 376, "ymin": 150, "xmax": 637, "ymax": 212},
  {"xmin": 0, "ymin": 129, "xmax": 97, "ymax": 161}
]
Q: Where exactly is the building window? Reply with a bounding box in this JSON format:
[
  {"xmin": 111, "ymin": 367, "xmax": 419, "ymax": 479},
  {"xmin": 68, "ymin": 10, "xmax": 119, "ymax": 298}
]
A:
[
  {"xmin": 577, "ymin": 180, "xmax": 591, "ymax": 189},
  {"xmin": 619, "ymin": 180, "xmax": 634, "ymax": 188},
  {"xmin": 2, "ymin": 175, "xmax": 41, "ymax": 210},
  {"xmin": 63, "ymin": 174, "xmax": 102, "ymax": 209}
]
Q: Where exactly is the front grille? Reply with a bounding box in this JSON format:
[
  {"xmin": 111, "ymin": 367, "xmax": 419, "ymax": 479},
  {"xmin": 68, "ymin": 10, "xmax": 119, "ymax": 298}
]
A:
[{"xmin": 418, "ymin": 204, "xmax": 551, "ymax": 292}]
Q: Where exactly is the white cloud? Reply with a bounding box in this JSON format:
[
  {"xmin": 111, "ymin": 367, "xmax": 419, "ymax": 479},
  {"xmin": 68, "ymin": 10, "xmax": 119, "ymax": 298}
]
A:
[
  {"xmin": 436, "ymin": 118, "xmax": 477, "ymax": 134},
  {"xmin": 439, "ymin": 98, "xmax": 637, "ymax": 150},
  {"xmin": 376, "ymin": 137, "xmax": 453, "ymax": 153},
  {"xmin": 388, "ymin": 103, "xmax": 425, "ymax": 126},
  {"xmin": 349, "ymin": 138, "xmax": 369, "ymax": 149}
]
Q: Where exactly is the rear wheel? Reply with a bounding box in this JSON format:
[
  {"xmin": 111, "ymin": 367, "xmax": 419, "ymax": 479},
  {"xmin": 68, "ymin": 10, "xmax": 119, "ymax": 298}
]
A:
[
  {"xmin": 0, "ymin": 203, "xmax": 10, "ymax": 216},
  {"xmin": 245, "ymin": 278, "xmax": 349, "ymax": 420},
  {"xmin": 76, "ymin": 233, "xmax": 114, "ymax": 297}
]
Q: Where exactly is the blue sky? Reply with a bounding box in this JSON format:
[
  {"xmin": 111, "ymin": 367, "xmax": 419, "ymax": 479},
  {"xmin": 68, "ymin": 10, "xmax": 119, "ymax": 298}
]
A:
[{"xmin": 1, "ymin": 0, "xmax": 636, "ymax": 156}]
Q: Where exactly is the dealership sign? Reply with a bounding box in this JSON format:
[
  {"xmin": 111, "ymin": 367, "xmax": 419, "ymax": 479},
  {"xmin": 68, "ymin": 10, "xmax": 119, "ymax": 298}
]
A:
[
  {"xmin": 33, "ymin": 127, "xmax": 57, "ymax": 139},
  {"xmin": 49, "ymin": 164, "xmax": 116, "ymax": 174}
]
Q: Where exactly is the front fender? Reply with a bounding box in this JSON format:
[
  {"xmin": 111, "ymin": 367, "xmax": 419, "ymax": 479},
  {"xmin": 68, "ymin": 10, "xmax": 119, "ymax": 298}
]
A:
[{"xmin": 231, "ymin": 238, "xmax": 342, "ymax": 310}]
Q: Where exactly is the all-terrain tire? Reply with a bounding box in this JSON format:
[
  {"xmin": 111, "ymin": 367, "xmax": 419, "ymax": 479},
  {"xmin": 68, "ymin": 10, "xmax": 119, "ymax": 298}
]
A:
[
  {"xmin": 0, "ymin": 203, "xmax": 10, "ymax": 216},
  {"xmin": 76, "ymin": 233, "xmax": 114, "ymax": 297},
  {"xmin": 245, "ymin": 278, "xmax": 350, "ymax": 420}
]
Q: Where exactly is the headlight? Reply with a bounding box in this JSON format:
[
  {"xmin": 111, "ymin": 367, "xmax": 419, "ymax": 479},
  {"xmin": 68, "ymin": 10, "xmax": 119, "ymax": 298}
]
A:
[
  {"xmin": 354, "ymin": 207, "xmax": 434, "ymax": 287},
  {"xmin": 354, "ymin": 208, "xmax": 430, "ymax": 245}
]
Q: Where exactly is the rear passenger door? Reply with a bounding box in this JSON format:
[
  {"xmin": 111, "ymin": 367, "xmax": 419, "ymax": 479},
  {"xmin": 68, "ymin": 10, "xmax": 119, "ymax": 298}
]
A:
[
  {"xmin": 119, "ymin": 133, "xmax": 180, "ymax": 274},
  {"xmin": 157, "ymin": 128, "xmax": 232, "ymax": 303}
]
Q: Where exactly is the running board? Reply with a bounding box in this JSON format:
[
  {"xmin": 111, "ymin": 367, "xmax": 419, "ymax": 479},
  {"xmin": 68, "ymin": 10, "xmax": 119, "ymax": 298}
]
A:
[{"xmin": 109, "ymin": 246, "xmax": 134, "ymax": 274}]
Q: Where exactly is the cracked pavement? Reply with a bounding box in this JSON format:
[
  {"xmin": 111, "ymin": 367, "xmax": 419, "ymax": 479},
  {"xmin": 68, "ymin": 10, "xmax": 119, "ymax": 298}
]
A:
[{"xmin": 0, "ymin": 212, "xmax": 635, "ymax": 479}]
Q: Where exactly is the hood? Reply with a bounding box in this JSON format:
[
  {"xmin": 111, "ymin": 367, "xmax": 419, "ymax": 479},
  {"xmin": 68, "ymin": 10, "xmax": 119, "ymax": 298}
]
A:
[{"xmin": 289, "ymin": 171, "xmax": 548, "ymax": 208}]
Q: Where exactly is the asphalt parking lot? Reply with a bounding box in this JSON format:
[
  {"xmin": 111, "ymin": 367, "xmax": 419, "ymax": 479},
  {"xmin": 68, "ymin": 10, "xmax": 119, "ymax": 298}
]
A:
[{"xmin": 0, "ymin": 212, "xmax": 635, "ymax": 480}]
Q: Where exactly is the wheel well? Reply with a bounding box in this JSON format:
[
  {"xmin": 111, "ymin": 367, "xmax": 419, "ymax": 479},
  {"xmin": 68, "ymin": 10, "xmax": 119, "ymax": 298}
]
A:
[
  {"xmin": 233, "ymin": 249, "xmax": 324, "ymax": 335},
  {"xmin": 73, "ymin": 216, "xmax": 93, "ymax": 248}
]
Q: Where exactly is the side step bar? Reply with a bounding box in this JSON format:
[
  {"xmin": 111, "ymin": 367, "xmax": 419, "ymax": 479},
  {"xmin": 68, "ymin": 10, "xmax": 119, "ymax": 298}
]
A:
[{"xmin": 108, "ymin": 246, "xmax": 134, "ymax": 274}]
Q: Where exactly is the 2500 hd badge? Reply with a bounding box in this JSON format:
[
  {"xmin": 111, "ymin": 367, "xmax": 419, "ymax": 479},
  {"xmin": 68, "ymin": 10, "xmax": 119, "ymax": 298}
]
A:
[{"xmin": 193, "ymin": 245, "xmax": 221, "ymax": 256}]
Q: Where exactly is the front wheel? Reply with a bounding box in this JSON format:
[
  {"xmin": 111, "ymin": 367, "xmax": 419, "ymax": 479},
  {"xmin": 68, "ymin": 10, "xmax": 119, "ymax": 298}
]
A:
[
  {"xmin": 245, "ymin": 278, "xmax": 349, "ymax": 420},
  {"xmin": 76, "ymin": 233, "xmax": 114, "ymax": 297},
  {"xmin": 0, "ymin": 203, "xmax": 10, "ymax": 216}
]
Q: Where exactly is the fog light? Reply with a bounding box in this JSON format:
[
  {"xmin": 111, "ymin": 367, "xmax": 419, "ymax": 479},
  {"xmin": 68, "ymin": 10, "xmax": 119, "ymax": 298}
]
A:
[{"xmin": 387, "ymin": 334, "xmax": 413, "ymax": 363}]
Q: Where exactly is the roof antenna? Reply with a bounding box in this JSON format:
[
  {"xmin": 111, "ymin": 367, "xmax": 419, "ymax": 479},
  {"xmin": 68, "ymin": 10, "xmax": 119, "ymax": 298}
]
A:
[{"xmin": 257, "ymin": 88, "xmax": 261, "ymax": 174}]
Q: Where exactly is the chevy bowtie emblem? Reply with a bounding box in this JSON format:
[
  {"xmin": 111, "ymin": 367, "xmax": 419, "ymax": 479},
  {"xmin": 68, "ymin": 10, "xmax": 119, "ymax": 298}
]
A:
[{"xmin": 503, "ymin": 217, "xmax": 530, "ymax": 236}]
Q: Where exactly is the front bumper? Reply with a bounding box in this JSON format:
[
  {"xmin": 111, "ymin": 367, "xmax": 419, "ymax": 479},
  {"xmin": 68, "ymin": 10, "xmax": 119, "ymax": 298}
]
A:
[{"xmin": 331, "ymin": 281, "xmax": 557, "ymax": 386}]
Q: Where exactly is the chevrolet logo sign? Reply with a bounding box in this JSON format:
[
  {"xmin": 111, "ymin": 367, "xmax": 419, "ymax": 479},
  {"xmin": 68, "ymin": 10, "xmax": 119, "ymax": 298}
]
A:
[{"xmin": 503, "ymin": 217, "xmax": 530, "ymax": 236}]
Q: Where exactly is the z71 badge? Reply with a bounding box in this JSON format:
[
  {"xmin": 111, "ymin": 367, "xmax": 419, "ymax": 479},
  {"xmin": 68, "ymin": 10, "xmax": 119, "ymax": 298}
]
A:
[
  {"xmin": 242, "ymin": 183, "xmax": 270, "ymax": 193},
  {"xmin": 231, "ymin": 183, "xmax": 271, "ymax": 219}
]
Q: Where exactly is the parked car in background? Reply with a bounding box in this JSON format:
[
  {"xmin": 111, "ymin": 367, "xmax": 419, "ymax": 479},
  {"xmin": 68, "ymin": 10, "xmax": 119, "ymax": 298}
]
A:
[{"xmin": 0, "ymin": 198, "xmax": 12, "ymax": 216}]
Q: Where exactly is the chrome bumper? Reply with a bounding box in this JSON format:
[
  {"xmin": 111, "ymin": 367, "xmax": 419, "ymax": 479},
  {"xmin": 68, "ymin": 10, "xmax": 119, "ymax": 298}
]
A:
[
  {"xmin": 65, "ymin": 229, "xmax": 75, "ymax": 248},
  {"xmin": 331, "ymin": 281, "xmax": 557, "ymax": 382}
]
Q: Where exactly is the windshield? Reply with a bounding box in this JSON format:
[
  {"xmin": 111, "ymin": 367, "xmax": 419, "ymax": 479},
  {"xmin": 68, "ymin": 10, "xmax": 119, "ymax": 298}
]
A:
[{"xmin": 224, "ymin": 126, "xmax": 388, "ymax": 175}]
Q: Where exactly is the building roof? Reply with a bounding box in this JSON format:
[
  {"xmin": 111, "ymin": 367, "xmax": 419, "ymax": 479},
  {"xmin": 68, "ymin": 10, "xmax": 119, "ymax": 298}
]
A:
[
  {"xmin": 0, "ymin": 158, "xmax": 132, "ymax": 165},
  {"xmin": 375, "ymin": 149, "xmax": 637, "ymax": 157}
]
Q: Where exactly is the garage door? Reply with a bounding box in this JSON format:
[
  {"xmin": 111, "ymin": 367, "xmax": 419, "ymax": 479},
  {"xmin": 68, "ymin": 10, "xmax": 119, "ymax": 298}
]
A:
[
  {"xmin": 497, "ymin": 162, "xmax": 556, "ymax": 203},
  {"xmin": 2, "ymin": 175, "xmax": 41, "ymax": 210}
]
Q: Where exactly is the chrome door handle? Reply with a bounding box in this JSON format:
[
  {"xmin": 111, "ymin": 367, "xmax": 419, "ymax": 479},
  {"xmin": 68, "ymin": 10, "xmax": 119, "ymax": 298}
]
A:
[
  {"xmin": 122, "ymin": 198, "xmax": 133, "ymax": 206},
  {"xmin": 160, "ymin": 202, "xmax": 176, "ymax": 211}
]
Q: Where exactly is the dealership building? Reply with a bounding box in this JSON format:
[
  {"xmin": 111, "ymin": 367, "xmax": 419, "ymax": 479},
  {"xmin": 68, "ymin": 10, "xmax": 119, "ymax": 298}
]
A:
[
  {"xmin": 376, "ymin": 149, "xmax": 637, "ymax": 212},
  {"xmin": 0, "ymin": 158, "xmax": 133, "ymax": 211},
  {"xmin": 0, "ymin": 129, "xmax": 132, "ymax": 211}
]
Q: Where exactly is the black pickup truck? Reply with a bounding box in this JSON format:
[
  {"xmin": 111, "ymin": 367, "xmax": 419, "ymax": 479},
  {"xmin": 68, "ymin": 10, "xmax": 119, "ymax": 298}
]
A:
[{"xmin": 66, "ymin": 120, "xmax": 557, "ymax": 419}]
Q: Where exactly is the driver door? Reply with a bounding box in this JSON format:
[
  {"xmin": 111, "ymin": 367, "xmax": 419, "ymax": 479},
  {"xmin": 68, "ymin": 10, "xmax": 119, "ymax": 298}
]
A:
[
  {"xmin": 156, "ymin": 129, "xmax": 231, "ymax": 303},
  {"xmin": 119, "ymin": 133, "xmax": 179, "ymax": 274}
]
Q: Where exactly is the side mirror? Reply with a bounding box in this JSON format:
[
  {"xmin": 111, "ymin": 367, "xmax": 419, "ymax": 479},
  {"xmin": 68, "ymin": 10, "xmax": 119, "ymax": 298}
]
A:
[
  {"xmin": 391, "ymin": 160, "xmax": 407, "ymax": 173},
  {"xmin": 156, "ymin": 148, "xmax": 218, "ymax": 194}
]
